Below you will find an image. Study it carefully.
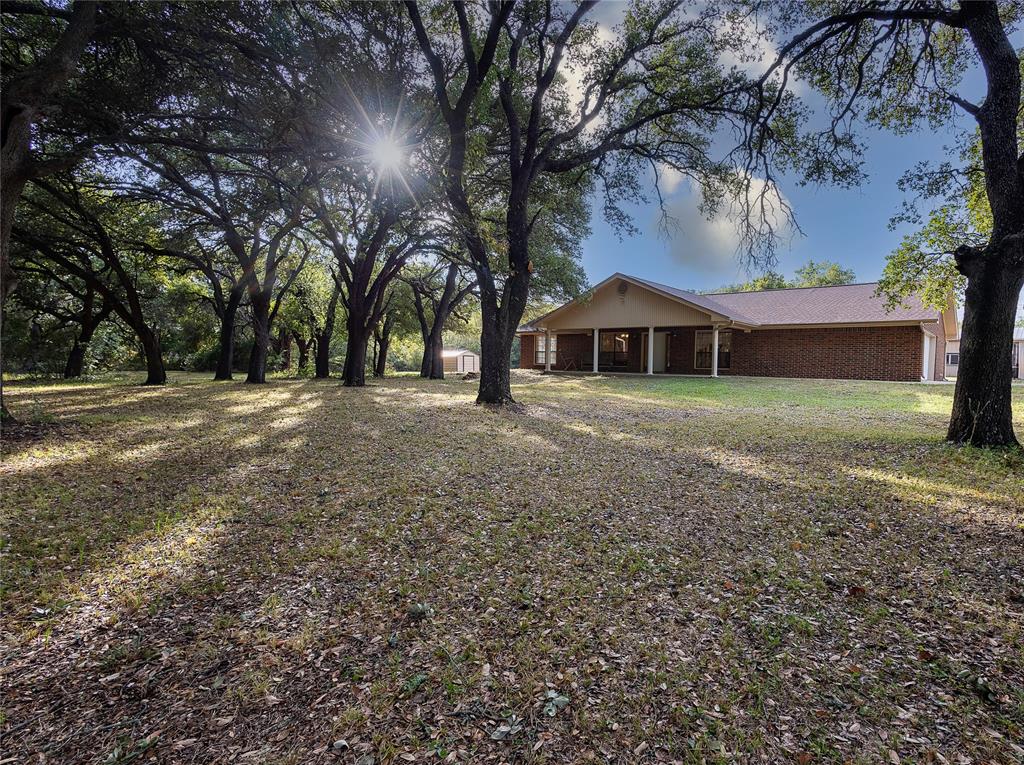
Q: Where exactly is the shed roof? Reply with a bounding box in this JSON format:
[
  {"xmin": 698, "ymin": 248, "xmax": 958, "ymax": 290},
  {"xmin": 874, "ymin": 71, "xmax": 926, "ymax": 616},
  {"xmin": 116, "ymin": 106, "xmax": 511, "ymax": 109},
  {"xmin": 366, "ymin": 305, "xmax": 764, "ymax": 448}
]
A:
[{"xmin": 441, "ymin": 348, "xmax": 477, "ymax": 358}]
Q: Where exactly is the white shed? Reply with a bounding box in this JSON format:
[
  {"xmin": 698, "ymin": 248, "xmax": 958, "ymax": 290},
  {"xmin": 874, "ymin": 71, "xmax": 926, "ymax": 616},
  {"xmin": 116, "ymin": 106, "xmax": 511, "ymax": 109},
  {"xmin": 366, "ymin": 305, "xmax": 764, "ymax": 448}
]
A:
[{"xmin": 442, "ymin": 348, "xmax": 479, "ymax": 374}]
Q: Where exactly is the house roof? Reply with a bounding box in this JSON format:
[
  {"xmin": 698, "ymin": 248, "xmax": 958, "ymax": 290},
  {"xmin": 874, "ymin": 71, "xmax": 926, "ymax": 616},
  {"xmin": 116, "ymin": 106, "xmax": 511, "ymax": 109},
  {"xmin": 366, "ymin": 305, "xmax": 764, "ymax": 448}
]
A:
[
  {"xmin": 441, "ymin": 348, "xmax": 476, "ymax": 358},
  {"xmin": 519, "ymin": 273, "xmax": 945, "ymax": 332},
  {"xmin": 702, "ymin": 282, "xmax": 942, "ymax": 326},
  {"xmin": 625, "ymin": 275, "xmax": 760, "ymax": 325}
]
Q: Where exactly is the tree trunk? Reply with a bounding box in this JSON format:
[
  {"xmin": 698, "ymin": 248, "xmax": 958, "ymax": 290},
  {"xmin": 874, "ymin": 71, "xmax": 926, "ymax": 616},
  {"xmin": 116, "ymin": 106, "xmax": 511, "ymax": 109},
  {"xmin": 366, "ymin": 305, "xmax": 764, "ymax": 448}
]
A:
[
  {"xmin": 294, "ymin": 332, "xmax": 311, "ymax": 372},
  {"xmin": 275, "ymin": 327, "xmax": 291, "ymax": 370},
  {"xmin": 428, "ymin": 328, "xmax": 445, "ymax": 380},
  {"xmin": 946, "ymin": 4, "xmax": 1024, "ymax": 447},
  {"xmin": 0, "ymin": 178, "xmax": 26, "ymax": 421},
  {"xmin": 475, "ymin": 233, "xmax": 531, "ymax": 404},
  {"xmin": 139, "ymin": 325, "xmax": 166, "ymax": 386},
  {"xmin": 64, "ymin": 340, "xmax": 87, "ymax": 379},
  {"xmin": 477, "ymin": 299, "xmax": 517, "ymax": 405},
  {"xmin": 373, "ymin": 343, "xmax": 388, "ymax": 377},
  {"xmin": 214, "ymin": 284, "xmax": 243, "ymax": 380},
  {"xmin": 63, "ymin": 290, "xmax": 109, "ymax": 378},
  {"xmin": 947, "ymin": 253, "xmax": 1023, "ymax": 446},
  {"xmin": 247, "ymin": 292, "xmax": 271, "ymax": 384},
  {"xmin": 315, "ymin": 283, "xmax": 340, "ymax": 379},
  {"xmin": 374, "ymin": 322, "xmax": 392, "ymax": 378},
  {"xmin": 314, "ymin": 331, "xmax": 331, "ymax": 378},
  {"xmin": 341, "ymin": 314, "xmax": 369, "ymax": 387},
  {"xmin": 420, "ymin": 336, "xmax": 433, "ymax": 377},
  {"xmin": 63, "ymin": 316, "xmax": 101, "ymax": 378},
  {"xmin": 420, "ymin": 332, "xmax": 437, "ymax": 378}
]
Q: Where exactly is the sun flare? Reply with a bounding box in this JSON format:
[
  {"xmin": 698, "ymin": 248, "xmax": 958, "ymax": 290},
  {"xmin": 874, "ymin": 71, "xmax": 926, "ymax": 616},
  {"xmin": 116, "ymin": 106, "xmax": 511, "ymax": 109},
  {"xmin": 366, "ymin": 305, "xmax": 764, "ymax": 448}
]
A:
[{"xmin": 369, "ymin": 135, "xmax": 404, "ymax": 172}]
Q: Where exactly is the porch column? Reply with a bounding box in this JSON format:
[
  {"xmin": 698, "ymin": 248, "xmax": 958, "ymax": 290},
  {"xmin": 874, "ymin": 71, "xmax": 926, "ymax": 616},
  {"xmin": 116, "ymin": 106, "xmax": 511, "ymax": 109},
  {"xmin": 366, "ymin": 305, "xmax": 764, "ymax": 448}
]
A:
[
  {"xmin": 647, "ymin": 326, "xmax": 655, "ymax": 375},
  {"xmin": 544, "ymin": 329, "xmax": 552, "ymax": 372},
  {"xmin": 711, "ymin": 325, "xmax": 719, "ymax": 378},
  {"xmin": 921, "ymin": 330, "xmax": 932, "ymax": 380},
  {"xmin": 592, "ymin": 329, "xmax": 599, "ymax": 373}
]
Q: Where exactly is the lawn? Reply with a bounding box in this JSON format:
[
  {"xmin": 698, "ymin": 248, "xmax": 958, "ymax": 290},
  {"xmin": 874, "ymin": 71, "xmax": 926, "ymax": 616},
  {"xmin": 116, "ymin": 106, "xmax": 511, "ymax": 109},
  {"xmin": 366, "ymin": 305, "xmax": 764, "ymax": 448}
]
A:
[{"xmin": 2, "ymin": 372, "xmax": 1022, "ymax": 764}]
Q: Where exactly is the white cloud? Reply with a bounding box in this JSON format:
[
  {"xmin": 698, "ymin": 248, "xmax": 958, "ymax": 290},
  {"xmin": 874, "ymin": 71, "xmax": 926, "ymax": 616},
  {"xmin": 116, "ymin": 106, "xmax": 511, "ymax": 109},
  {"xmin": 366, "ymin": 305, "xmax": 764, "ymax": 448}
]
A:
[
  {"xmin": 717, "ymin": 15, "xmax": 807, "ymax": 95},
  {"xmin": 558, "ymin": 21, "xmax": 616, "ymax": 121},
  {"xmin": 656, "ymin": 163, "xmax": 685, "ymax": 195},
  {"xmin": 659, "ymin": 177, "xmax": 793, "ymax": 276}
]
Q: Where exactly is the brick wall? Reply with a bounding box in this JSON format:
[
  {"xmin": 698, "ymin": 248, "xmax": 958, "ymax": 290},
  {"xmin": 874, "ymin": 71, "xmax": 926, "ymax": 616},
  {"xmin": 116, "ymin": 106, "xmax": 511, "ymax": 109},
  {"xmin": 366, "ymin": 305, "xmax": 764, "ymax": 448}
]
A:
[
  {"xmin": 524, "ymin": 324, "xmax": 928, "ymax": 381},
  {"xmin": 731, "ymin": 325, "xmax": 924, "ymax": 381},
  {"xmin": 667, "ymin": 324, "xmax": 926, "ymax": 380},
  {"xmin": 666, "ymin": 326, "xmax": 715, "ymax": 374},
  {"xmin": 519, "ymin": 334, "xmax": 537, "ymax": 369}
]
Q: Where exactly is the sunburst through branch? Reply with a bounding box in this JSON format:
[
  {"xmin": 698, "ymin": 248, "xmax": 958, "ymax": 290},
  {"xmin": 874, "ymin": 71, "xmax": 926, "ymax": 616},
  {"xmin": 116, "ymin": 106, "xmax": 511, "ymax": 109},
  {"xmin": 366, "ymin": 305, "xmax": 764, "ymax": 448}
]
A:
[{"xmin": 342, "ymin": 88, "xmax": 422, "ymax": 206}]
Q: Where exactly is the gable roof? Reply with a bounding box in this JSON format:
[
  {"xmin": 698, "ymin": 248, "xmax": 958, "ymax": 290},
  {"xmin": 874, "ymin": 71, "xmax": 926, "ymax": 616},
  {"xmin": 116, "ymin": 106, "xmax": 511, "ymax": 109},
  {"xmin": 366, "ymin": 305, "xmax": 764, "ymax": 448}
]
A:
[
  {"xmin": 625, "ymin": 275, "xmax": 760, "ymax": 325},
  {"xmin": 441, "ymin": 348, "xmax": 477, "ymax": 358},
  {"xmin": 519, "ymin": 273, "xmax": 946, "ymax": 331},
  {"xmin": 519, "ymin": 272, "xmax": 742, "ymax": 331}
]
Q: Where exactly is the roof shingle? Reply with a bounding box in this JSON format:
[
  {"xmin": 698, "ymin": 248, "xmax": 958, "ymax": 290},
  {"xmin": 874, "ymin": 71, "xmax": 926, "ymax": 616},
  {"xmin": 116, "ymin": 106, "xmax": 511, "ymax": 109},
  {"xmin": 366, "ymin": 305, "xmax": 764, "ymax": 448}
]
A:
[{"xmin": 702, "ymin": 282, "xmax": 942, "ymax": 325}]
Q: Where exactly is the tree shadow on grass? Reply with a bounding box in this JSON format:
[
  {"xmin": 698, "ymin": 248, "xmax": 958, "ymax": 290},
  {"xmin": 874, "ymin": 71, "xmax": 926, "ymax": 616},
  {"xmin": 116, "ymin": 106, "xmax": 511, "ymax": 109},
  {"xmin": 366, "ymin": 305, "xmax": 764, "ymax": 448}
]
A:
[
  {"xmin": 3, "ymin": 375, "xmax": 1021, "ymax": 764},
  {"xmin": 2, "ymin": 379, "xmax": 332, "ymax": 619}
]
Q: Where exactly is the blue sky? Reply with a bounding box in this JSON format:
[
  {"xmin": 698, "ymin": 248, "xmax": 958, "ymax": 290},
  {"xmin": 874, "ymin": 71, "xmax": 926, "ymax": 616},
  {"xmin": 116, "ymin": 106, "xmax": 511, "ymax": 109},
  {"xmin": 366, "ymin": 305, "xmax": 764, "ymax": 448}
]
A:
[
  {"xmin": 581, "ymin": 121, "xmax": 965, "ymax": 292},
  {"xmin": 573, "ymin": 7, "xmax": 1023, "ymax": 320}
]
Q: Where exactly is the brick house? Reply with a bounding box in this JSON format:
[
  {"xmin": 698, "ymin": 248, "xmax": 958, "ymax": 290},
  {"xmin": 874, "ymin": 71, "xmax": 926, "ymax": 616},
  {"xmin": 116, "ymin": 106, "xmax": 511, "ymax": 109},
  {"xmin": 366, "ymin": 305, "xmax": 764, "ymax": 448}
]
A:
[{"xmin": 518, "ymin": 273, "xmax": 957, "ymax": 382}]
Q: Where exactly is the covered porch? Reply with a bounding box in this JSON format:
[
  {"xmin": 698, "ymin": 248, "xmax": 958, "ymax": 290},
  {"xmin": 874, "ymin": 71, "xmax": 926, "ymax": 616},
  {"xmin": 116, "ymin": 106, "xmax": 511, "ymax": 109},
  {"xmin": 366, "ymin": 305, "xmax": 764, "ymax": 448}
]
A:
[
  {"xmin": 519, "ymin": 274, "xmax": 743, "ymax": 378},
  {"xmin": 525, "ymin": 325, "xmax": 733, "ymax": 377}
]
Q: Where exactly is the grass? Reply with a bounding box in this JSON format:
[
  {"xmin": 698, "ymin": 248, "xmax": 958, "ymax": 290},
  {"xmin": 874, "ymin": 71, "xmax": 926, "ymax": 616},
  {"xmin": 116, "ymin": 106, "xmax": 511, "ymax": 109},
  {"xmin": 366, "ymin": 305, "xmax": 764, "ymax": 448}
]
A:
[{"xmin": 2, "ymin": 371, "xmax": 1022, "ymax": 764}]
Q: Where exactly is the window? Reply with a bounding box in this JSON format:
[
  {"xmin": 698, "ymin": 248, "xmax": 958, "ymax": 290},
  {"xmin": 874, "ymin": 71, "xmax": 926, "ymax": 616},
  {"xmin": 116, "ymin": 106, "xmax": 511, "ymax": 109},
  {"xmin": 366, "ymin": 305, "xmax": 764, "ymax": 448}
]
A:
[
  {"xmin": 535, "ymin": 334, "xmax": 556, "ymax": 365},
  {"xmin": 599, "ymin": 332, "xmax": 630, "ymax": 366},
  {"xmin": 946, "ymin": 352, "xmax": 959, "ymax": 366},
  {"xmin": 694, "ymin": 329, "xmax": 731, "ymax": 370}
]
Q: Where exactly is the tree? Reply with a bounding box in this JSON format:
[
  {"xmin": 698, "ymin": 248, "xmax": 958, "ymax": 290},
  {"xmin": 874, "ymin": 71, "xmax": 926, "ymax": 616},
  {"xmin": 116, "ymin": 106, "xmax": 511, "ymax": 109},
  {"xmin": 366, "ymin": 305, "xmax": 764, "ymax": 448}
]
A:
[
  {"xmin": 147, "ymin": 234, "xmax": 247, "ymax": 380},
  {"xmin": 743, "ymin": 1, "xmax": 1023, "ymax": 446},
  {"xmin": 6, "ymin": 256, "xmax": 115, "ymax": 377},
  {"xmin": 2, "ymin": 0, "xmax": 97, "ymax": 305},
  {"xmin": 793, "ymin": 259, "xmax": 856, "ymax": 288},
  {"xmin": 407, "ymin": 0, "xmax": 773, "ymax": 405},
  {"xmin": 405, "ymin": 259, "xmax": 477, "ymax": 379},
  {"xmin": 12, "ymin": 176, "xmax": 168, "ymax": 384},
  {"xmin": 308, "ymin": 185, "xmax": 426, "ymax": 386},
  {"xmin": 370, "ymin": 284, "xmax": 420, "ymax": 379},
  {"xmin": 714, "ymin": 270, "xmax": 788, "ymax": 292},
  {"xmin": 1, "ymin": 1, "xmax": 190, "ymax": 414},
  {"xmin": 115, "ymin": 142, "xmax": 309, "ymax": 384},
  {"xmin": 291, "ymin": 2, "xmax": 437, "ymax": 387},
  {"xmin": 275, "ymin": 259, "xmax": 337, "ymax": 376},
  {"xmin": 314, "ymin": 279, "xmax": 341, "ymax": 379},
  {"xmin": 12, "ymin": 260, "xmax": 113, "ymax": 378},
  {"xmin": 713, "ymin": 260, "xmax": 855, "ymax": 292}
]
